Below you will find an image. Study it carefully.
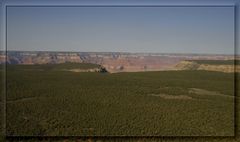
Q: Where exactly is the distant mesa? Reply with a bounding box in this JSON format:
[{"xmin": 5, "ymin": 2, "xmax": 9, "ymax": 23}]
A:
[{"xmin": 174, "ymin": 60, "xmax": 239, "ymax": 73}]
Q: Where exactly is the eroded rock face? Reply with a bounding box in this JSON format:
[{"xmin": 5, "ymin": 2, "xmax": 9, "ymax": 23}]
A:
[
  {"xmin": 198, "ymin": 64, "xmax": 235, "ymax": 73},
  {"xmin": 101, "ymin": 56, "xmax": 182, "ymax": 73},
  {"xmin": 1, "ymin": 51, "xmax": 236, "ymax": 72},
  {"xmin": 174, "ymin": 61, "xmax": 200, "ymax": 70},
  {"xmin": 175, "ymin": 60, "xmax": 239, "ymax": 73},
  {"xmin": 4, "ymin": 52, "xmax": 83, "ymax": 65}
]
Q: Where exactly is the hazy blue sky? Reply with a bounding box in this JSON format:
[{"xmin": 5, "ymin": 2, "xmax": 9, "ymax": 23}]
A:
[{"xmin": 7, "ymin": 6, "xmax": 234, "ymax": 54}]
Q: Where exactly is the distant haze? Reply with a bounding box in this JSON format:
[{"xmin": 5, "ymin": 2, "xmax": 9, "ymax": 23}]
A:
[{"xmin": 7, "ymin": 6, "xmax": 234, "ymax": 54}]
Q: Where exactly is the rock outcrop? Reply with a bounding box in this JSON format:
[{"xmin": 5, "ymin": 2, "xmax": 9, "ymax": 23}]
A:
[{"xmin": 175, "ymin": 60, "xmax": 240, "ymax": 73}]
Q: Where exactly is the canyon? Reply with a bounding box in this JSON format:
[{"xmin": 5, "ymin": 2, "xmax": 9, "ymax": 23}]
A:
[{"xmin": 0, "ymin": 51, "xmax": 236, "ymax": 73}]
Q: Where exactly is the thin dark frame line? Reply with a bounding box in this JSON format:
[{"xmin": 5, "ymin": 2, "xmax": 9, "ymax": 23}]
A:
[
  {"xmin": 3, "ymin": 4, "xmax": 237, "ymax": 139},
  {"xmin": 5, "ymin": 5, "xmax": 234, "ymax": 7},
  {"xmin": 5, "ymin": 136, "xmax": 236, "ymax": 139},
  {"xmin": 0, "ymin": 1, "xmax": 6, "ymax": 138},
  {"xmin": 234, "ymin": 4, "xmax": 237, "ymax": 137},
  {"xmin": 3, "ymin": 3, "xmax": 7, "ymax": 140},
  {"xmin": 234, "ymin": 3, "xmax": 239, "ymax": 138}
]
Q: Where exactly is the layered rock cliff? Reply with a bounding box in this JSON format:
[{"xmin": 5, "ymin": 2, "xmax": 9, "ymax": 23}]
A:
[
  {"xmin": 0, "ymin": 51, "xmax": 236, "ymax": 73},
  {"xmin": 175, "ymin": 60, "xmax": 240, "ymax": 73}
]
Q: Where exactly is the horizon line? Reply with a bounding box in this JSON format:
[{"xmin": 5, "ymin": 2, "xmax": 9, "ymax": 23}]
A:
[{"xmin": 0, "ymin": 50, "xmax": 236, "ymax": 56}]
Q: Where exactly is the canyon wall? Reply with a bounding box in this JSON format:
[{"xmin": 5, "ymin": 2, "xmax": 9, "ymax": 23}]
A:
[
  {"xmin": 175, "ymin": 60, "xmax": 240, "ymax": 73},
  {"xmin": 0, "ymin": 51, "xmax": 236, "ymax": 73}
]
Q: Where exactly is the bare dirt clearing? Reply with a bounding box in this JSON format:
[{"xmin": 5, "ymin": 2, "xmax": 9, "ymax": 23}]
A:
[
  {"xmin": 189, "ymin": 88, "xmax": 234, "ymax": 98},
  {"xmin": 7, "ymin": 97, "xmax": 42, "ymax": 103},
  {"xmin": 148, "ymin": 93, "xmax": 193, "ymax": 100}
]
